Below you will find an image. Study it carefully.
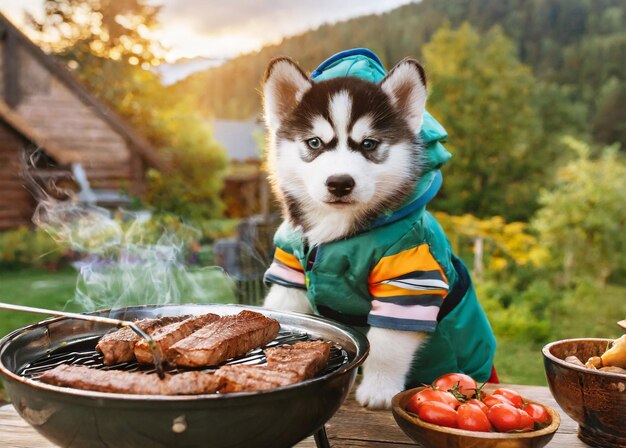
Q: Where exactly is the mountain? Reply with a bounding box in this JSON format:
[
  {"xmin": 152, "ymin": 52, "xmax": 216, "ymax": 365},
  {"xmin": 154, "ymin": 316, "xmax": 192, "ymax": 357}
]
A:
[{"xmin": 156, "ymin": 56, "xmax": 227, "ymax": 86}]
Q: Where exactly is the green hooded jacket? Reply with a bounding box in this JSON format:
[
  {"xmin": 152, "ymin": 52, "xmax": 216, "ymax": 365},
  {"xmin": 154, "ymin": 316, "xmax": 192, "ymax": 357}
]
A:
[{"xmin": 264, "ymin": 49, "xmax": 496, "ymax": 386}]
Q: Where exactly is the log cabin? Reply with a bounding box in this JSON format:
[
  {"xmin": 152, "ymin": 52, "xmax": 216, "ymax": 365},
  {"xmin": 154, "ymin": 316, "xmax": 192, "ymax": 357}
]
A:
[{"xmin": 0, "ymin": 13, "xmax": 165, "ymax": 230}]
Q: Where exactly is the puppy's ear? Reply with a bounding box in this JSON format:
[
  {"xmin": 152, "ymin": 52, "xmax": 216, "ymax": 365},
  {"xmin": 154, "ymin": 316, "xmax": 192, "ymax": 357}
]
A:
[
  {"xmin": 380, "ymin": 58, "xmax": 427, "ymax": 134},
  {"xmin": 263, "ymin": 57, "xmax": 312, "ymax": 131}
]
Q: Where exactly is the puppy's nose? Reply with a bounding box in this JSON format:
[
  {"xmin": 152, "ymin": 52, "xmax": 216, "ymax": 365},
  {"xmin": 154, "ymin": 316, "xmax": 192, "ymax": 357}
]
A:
[{"xmin": 326, "ymin": 175, "xmax": 355, "ymax": 197}]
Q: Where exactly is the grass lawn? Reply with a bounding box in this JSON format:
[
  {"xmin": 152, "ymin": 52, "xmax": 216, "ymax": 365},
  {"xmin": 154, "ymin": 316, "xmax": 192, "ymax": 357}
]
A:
[
  {"xmin": 0, "ymin": 268, "xmax": 238, "ymax": 338},
  {"xmin": 0, "ymin": 269, "xmax": 80, "ymax": 338}
]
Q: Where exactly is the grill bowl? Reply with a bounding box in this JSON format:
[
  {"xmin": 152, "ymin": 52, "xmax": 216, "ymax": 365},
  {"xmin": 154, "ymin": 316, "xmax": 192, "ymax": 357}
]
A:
[
  {"xmin": 542, "ymin": 338, "xmax": 626, "ymax": 448},
  {"xmin": 0, "ymin": 304, "xmax": 368, "ymax": 448}
]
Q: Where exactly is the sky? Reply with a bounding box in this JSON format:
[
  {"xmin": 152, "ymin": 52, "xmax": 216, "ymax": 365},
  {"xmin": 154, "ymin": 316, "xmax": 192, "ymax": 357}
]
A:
[{"xmin": 0, "ymin": 0, "xmax": 416, "ymax": 62}]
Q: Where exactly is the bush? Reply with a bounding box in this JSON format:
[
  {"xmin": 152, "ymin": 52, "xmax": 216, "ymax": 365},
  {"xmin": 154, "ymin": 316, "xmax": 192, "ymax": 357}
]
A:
[
  {"xmin": 477, "ymin": 277, "xmax": 556, "ymax": 344},
  {"xmin": 0, "ymin": 227, "xmax": 66, "ymax": 270}
]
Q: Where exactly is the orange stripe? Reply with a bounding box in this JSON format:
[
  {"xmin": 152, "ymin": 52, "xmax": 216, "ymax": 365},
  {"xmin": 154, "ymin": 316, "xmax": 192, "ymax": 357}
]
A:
[
  {"xmin": 274, "ymin": 247, "xmax": 303, "ymax": 271},
  {"xmin": 369, "ymin": 244, "xmax": 448, "ymax": 285},
  {"xmin": 369, "ymin": 283, "xmax": 448, "ymax": 298}
]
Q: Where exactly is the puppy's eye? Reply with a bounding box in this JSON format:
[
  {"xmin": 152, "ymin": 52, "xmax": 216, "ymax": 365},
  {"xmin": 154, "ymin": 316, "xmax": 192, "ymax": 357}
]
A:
[
  {"xmin": 306, "ymin": 137, "xmax": 323, "ymax": 150},
  {"xmin": 361, "ymin": 139, "xmax": 379, "ymax": 150}
]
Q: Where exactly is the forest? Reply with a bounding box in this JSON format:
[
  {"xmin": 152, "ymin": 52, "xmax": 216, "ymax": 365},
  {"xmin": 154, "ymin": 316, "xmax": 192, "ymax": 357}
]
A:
[{"xmin": 179, "ymin": 0, "xmax": 626, "ymax": 154}]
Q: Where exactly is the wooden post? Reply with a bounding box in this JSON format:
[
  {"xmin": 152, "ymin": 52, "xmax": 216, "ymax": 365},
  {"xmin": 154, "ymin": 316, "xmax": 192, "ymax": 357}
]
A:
[
  {"xmin": 3, "ymin": 27, "xmax": 21, "ymax": 108},
  {"xmin": 473, "ymin": 236, "xmax": 484, "ymax": 279}
]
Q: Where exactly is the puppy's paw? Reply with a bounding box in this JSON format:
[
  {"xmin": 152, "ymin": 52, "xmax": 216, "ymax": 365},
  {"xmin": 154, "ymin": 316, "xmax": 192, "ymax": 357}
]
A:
[
  {"xmin": 355, "ymin": 373, "xmax": 403, "ymax": 409},
  {"xmin": 355, "ymin": 327, "xmax": 426, "ymax": 409}
]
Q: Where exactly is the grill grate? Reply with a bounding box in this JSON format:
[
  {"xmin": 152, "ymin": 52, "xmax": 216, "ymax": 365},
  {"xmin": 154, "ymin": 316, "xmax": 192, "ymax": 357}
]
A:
[{"xmin": 19, "ymin": 329, "xmax": 349, "ymax": 385}]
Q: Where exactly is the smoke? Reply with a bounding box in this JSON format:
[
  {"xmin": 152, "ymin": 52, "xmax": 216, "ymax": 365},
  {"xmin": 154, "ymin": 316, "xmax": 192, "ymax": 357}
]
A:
[{"xmin": 25, "ymin": 152, "xmax": 236, "ymax": 312}]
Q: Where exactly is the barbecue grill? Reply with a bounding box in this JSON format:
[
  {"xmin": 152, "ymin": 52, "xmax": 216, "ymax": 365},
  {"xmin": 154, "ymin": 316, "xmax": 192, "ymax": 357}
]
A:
[{"xmin": 0, "ymin": 304, "xmax": 369, "ymax": 448}]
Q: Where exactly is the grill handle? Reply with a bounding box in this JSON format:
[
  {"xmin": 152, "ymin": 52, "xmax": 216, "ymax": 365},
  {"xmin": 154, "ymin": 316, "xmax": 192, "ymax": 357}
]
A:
[{"xmin": 0, "ymin": 302, "xmax": 165, "ymax": 379}]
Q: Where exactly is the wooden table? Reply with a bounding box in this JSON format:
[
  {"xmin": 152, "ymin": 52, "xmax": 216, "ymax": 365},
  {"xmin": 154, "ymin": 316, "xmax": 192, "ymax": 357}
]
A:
[{"xmin": 0, "ymin": 384, "xmax": 587, "ymax": 448}]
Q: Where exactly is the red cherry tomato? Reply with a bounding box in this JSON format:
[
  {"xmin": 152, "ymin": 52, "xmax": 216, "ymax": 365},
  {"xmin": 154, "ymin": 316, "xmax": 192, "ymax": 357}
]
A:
[
  {"xmin": 418, "ymin": 401, "xmax": 459, "ymax": 428},
  {"xmin": 518, "ymin": 409, "xmax": 535, "ymax": 431},
  {"xmin": 523, "ymin": 403, "xmax": 550, "ymax": 424},
  {"xmin": 457, "ymin": 403, "xmax": 492, "ymax": 432},
  {"xmin": 406, "ymin": 388, "xmax": 460, "ymax": 414},
  {"xmin": 467, "ymin": 398, "xmax": 489, "ymax": 413},
  {"xmin": 493, "ymin": 388, "xmax": 524, "ymax": 408},
  {"xmin": 487, "ymin": 403, "xmax": 525, "ymax": 432},
  {"xmin": 483, "ymin": 394, "xmax": 514, "ymax": 408},
  {"xmin": 432, "ymin": 373, "xmax": 478, "ymax": 397}
]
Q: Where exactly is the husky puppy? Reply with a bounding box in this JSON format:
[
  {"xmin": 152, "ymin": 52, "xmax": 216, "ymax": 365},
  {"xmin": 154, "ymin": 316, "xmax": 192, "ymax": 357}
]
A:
[{"xmin": 262, "ymin": 54, "xmax": 495, "ymax": 409}]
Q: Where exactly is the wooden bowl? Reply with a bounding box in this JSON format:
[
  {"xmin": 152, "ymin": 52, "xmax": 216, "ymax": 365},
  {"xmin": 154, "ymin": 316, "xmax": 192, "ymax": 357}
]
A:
[
  {"xmin": 392, "ymin": 386, "xmax": 560, "ymax": 448},
  {"xmin": 543, "ymin": 338, "xmax": 626, "ymax": 448}
]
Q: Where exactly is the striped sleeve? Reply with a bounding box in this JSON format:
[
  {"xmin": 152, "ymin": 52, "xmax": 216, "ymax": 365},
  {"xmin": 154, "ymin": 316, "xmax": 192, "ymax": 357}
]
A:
[
  {"xmin": 263, "ymin": 246, "xmax": 306, "ymax": 290},
  {"xmin": 367, "ymin": 244, "xmax": 449, "ymax": 332}
]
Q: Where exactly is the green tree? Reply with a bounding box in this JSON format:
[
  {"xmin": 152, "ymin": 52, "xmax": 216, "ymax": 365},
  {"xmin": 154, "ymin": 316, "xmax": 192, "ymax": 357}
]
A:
[
  {"xmin": 422, "ymin": 23, "xmax": 545, "ymax": 220},
  {"xmin": 532, "ymin": 137, "xmax": 626, "ymax": 286},
  {"xmin": 592, "ymin": 77, "xmax": 626, "ymax": 149}
]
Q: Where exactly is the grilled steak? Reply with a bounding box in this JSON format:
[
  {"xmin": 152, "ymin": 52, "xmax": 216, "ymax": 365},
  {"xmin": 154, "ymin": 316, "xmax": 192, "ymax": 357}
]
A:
[
  {"xmin": 215, "ymin": 365, "xmax": 301, "ymax": 392},
  {"xmin": 134, "ymin": 313, "xmax": 220, "ymax": 364},
  {"xmin": 39, "ymin": 364, "xmax": 222, "ymax": 395},
  {"xmin": 215, "ymin": 341, "xmax": 331, "ymax": 392},
  {"xmin": 167, "ymin": 310, "xmax": 280, "ymax": 368},
  {"xmin": 265, "ymin": 341, "xmax": 331, "ymax": 379},
  {"xmin": 96, "ymin": 315, "xmax": 188, "ymax": 365}
]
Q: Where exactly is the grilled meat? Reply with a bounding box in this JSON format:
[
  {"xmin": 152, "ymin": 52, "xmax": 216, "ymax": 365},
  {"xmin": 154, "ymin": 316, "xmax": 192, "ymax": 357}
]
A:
[
  {"xmin": 215, "ymin": 365, "xmax": 301, "ymax": 392},
  {"xmin": 167, "ymin": 310, "xmax": 280, "ymax": 368},
  {"xmin": 38, "ymin": 339, "xmax": 331, "ymax": 395},
  {"xmin": 39, "ymin": 364, "xmax": 221, "ymax": 395},
  {"xmin": 96, "ymin": 315, "xmax": 188, "ymax": 365},
  {"xmin": 265, "ymin": 341, "xmax": 331, "ymax": 379},
  {"xmin": 134, "ymin": 313, "xmax": 220, "ymax": 364},
  {"xmin": 45, "ymin": 313, "xmax": 331, "ymax": 395},
  {"xmin": 214, "ymin": 341, "xmax": 331, "ymax": 392}
]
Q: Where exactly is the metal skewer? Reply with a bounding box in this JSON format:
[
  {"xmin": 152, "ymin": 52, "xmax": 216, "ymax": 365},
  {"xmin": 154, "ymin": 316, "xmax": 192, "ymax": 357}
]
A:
[{"xmin": 0, "ymin": 302, "xmax": 165, "ymax": 379}]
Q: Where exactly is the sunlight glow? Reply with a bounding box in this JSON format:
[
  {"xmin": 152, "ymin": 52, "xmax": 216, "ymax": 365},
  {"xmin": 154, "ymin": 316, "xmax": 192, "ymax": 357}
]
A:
[
  {"xmin": 0, "ymin": 0, "xmax": 417, "ymax": 62},
  {"xmin": 154, "ymin": 26, "xmax": 264, "ymax": 62}
]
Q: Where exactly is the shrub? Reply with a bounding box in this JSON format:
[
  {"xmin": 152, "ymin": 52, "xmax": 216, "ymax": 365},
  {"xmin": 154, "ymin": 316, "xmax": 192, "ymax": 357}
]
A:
[
  {"xmin": 0, "ymin": 227, "xmax": 66, "ymax": 270},
  {"xmin": 476, "ymin": 277, "xmax": 556, "ymax": 344}
]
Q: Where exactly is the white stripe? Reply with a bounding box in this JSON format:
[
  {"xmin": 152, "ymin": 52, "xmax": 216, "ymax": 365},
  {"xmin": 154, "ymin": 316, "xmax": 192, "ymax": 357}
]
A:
[
  {"xmin": 391, "ymin": 278, "xmax": 449, "ymax": 289},
  {"xmin": 381, "ymin": 279, "xmax": 449, "ymax": 291},
  {"xmin": 350, "ymin": 115, "xmax": 373, "ymax": 142},
  {"xmin": 311, "ymin": 115, "xmax": 335, "ymax": 143},
  {"xmin": 329, "ymin": 91, "xmax": 352, "ymax": 142}
]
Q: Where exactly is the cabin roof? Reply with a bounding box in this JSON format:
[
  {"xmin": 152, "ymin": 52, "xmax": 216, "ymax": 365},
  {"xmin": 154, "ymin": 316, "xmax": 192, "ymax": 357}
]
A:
[
  {"xmin": 0, "ymin": 100, "xmax": 77, "ymax": 163},
  {"xmin": 0, "ymin": 13, "xmax": 167, "ymax": 171}
]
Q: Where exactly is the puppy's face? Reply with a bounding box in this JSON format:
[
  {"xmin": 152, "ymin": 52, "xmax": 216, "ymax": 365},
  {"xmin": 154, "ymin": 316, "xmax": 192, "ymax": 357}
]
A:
[{"xmin": 263, "ymin": 57, "xmax": 427, "ymax": 241}]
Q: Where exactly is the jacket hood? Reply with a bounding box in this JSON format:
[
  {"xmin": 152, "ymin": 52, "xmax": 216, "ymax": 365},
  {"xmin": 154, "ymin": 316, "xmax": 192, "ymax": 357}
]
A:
[{"xmin": 311, "ymin": 48, "xmax": 451, "ymax": 228}]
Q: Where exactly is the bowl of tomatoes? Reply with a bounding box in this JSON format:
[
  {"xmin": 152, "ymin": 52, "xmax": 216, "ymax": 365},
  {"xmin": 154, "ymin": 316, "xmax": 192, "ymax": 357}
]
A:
[{"xmin": 392, "ymin": 373, "xmax": 560, "ymax": 448}]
